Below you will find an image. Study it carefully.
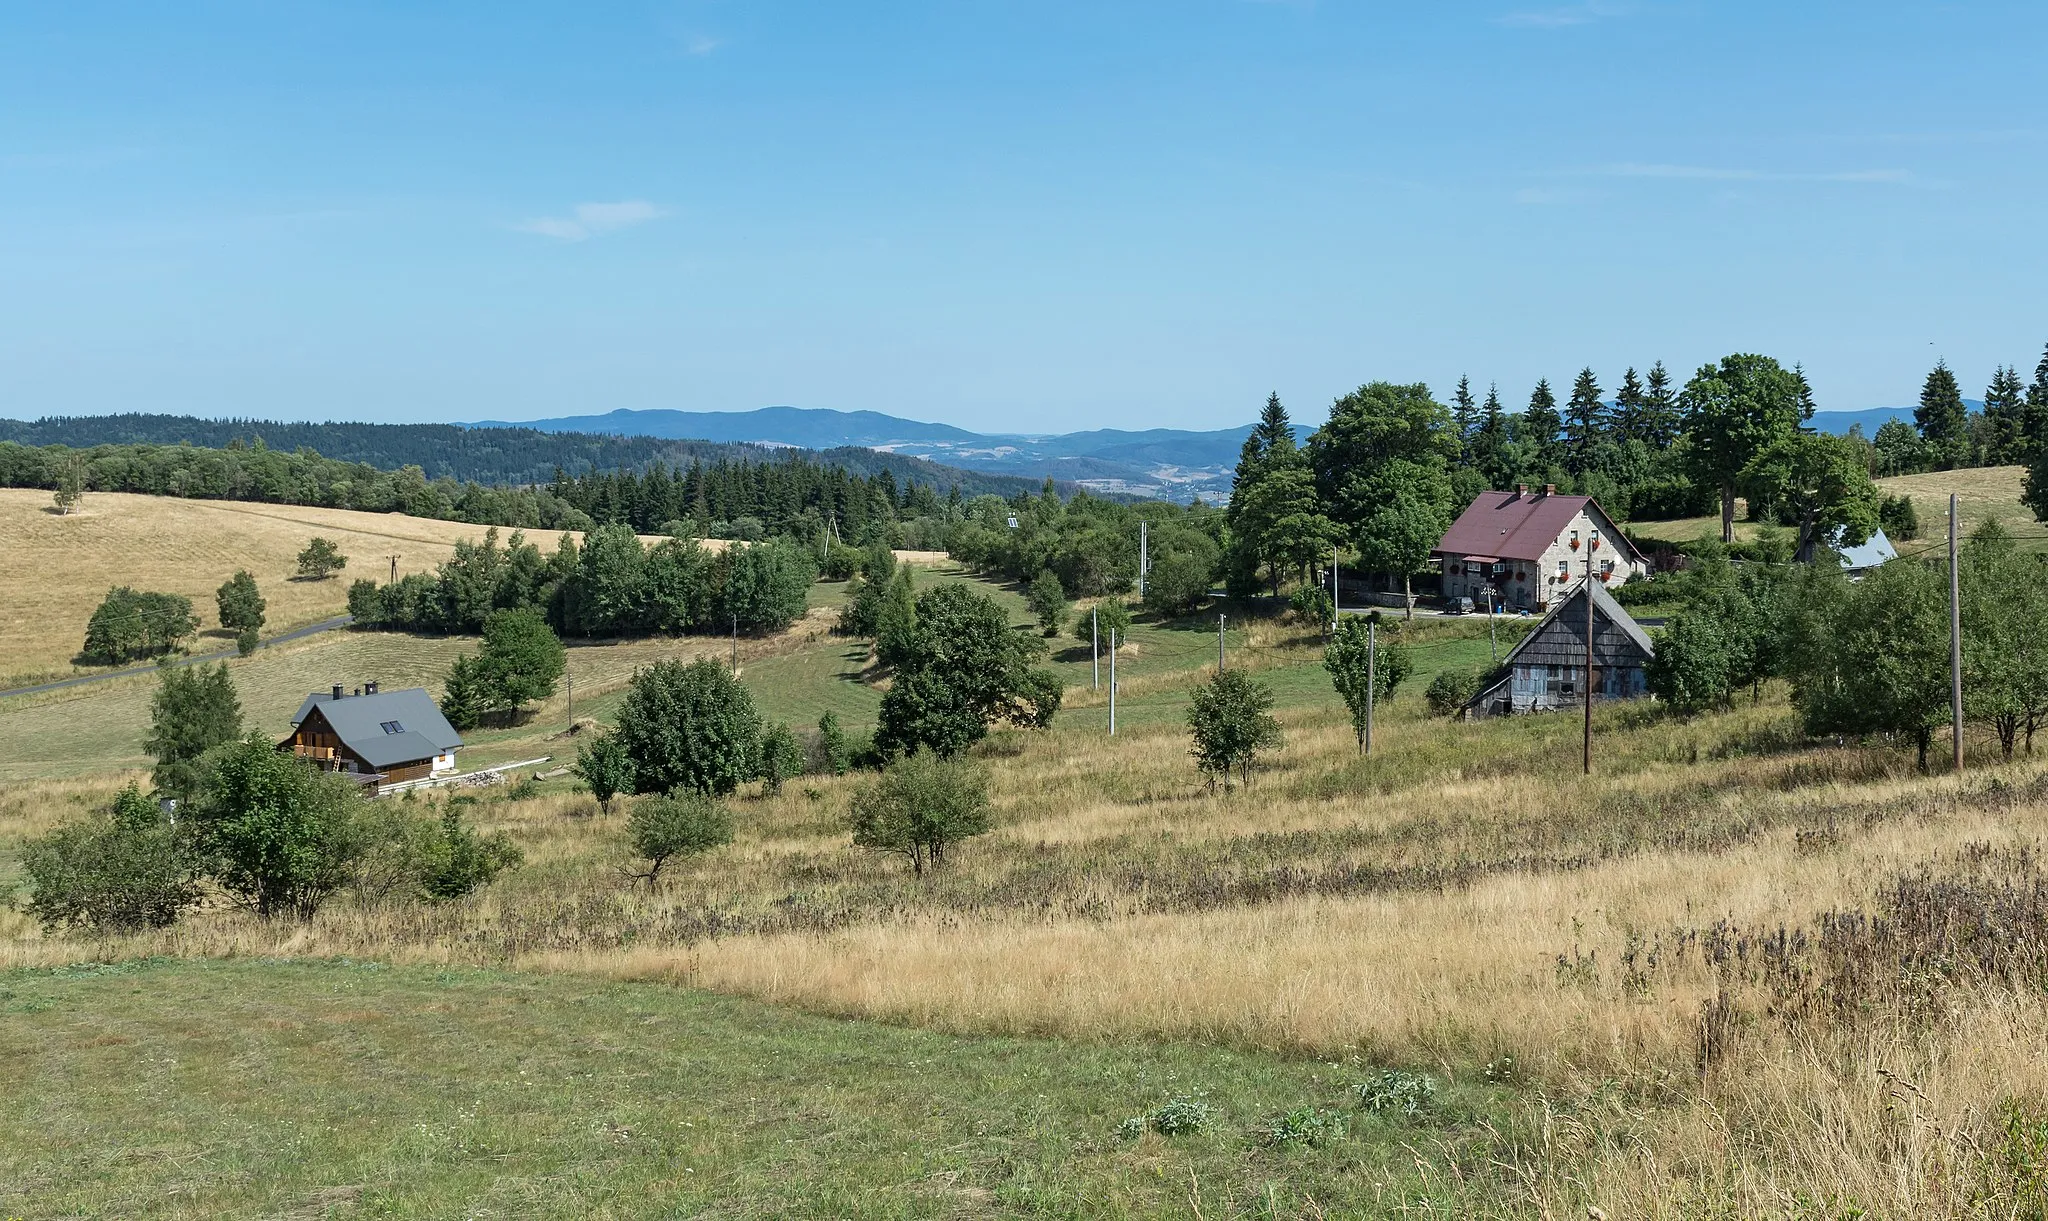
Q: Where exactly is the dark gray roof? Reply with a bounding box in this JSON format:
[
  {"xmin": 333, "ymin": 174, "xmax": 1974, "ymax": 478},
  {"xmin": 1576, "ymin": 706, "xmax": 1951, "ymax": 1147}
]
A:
[
  {"xmin": 1501, "ymin": 580, "xmax": 1655, "ymax": 670},
  {"xmin": 291, "ymin": 687, "xmax": 462, "ymax": 769}
]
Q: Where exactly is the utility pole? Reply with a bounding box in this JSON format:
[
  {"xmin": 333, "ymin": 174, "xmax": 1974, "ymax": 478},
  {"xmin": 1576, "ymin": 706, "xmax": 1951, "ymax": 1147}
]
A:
[
  {"xmin": 1486, "ymin": 583, "xmax": 1499, "ymax": 666},
  {"xmin": 1218, "ymin": 613, "xmax": 1226, "ymax": 671},
  {"xmin": 1332, "ymin": 544, "xmax": 1340, "ymax": 624},
  {"xmin": 1092, "ymin": 607, "xmax": 1099, "ymax": 691},
  {"xmin": 1139, "ymin": 521, "xmax": 1149, "ymax": 599},
  {"xmin": 731, "ymin": 612, "xmax": 739, "ymax": 676},
  {"xmin": 1108, "ymin": 628, "xmax": 1117, "ymax": 736},
  {"xmin": 1365, "ymin": 618, "xmax": 1376, "ymax": 756},
  {"xmin": 1584, "ymin": 536, "xmax": 1598, "ymax": 776},
  {"xmin": 387, "ymin": 554, "xmax": 401, "ymax": 583},
  {"xmin": 1950, "ymin": 492, "xmax": 1964, "ymax": 774},
  {"xmin": 566, "ymin": 668, "xmax": 574, "ymax": 729}
]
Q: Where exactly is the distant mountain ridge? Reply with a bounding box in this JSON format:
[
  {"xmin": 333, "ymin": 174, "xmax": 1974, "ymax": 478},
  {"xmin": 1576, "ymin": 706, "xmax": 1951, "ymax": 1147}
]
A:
[
  {"xmin": 467, "ymin": 407, "xmax": 1251, "ymax": 501},
  {"xmin": 1806, "ymin": 406, "xmax": 1978, "ymax": 437}
]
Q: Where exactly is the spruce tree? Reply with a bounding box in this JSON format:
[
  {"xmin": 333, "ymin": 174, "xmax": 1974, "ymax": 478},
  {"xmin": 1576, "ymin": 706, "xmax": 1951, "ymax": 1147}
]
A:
[
  {"xmin": 1470, "ymin": 383, "xmax": 1511, "ymax": 489},
  {"xmin": 1985, "ymin": 364, "xmax": 2029, "ymax": 465},
  {"xmin": 1793, "ymin": 363, "xmax": 1818, "ymax": 423},
  {"xmin": 1451, "ymin": 375, "xmax": 1478, "ymax": 447},
  {"xmin": 2024, "ymin": 344, "xmax": 2048, "ymax": 521},
  {"xmin": 1915, "ymin": 359, "xmax": 1969, "ymax": 470},
  {"xmin": 1611, "ymin": 367, "xmax": 1647, "ymax": 445},
  {"xmin": 1519, "ymin": 379, "xmax": 1563, "ymax": 470},
  {"xmin": 1642, "ymin": 361, "xmax": 1679, "ymax": 447},
  {"xmin": 1562, "ymin": 367, "xmax": 1606, "ymax": 476},
  {"xmin": 1250, "ymin": 391, "xmax": 1295, "ymax": 458}
]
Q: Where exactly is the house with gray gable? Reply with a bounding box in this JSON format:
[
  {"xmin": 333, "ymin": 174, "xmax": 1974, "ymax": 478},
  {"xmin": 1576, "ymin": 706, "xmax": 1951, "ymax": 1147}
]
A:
[
  {"xmin": 279, "ymin": 681, "xmax": 462, "ymax": 792},
  {"xmin": 1465, "ymin": 580, "xmax": 1657, "ymax": 718}
]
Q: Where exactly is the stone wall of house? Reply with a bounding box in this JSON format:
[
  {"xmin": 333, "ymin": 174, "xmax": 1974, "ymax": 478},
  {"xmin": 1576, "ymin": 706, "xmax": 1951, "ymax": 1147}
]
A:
[{"xmin": 1440, "ymin": 504, "xmax": 1647, "ymax": 611}]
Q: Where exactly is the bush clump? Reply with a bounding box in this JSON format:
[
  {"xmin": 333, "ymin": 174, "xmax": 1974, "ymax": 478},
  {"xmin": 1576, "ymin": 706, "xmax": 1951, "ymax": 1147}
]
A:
[
  {"xmin": 628, "ymin": 792, "xmax": 734, "ymax": 887},
  {"xmin": 1257, "ymin": 1106, "xmax": 1349, "ymax": 1148},
  {"xmin": 1425, "ymin": 668, "xmax": 1483, "ymax": 717},
  {"xmin": 20, "ymin": 784, "xmax": 200, "ymax": 933},
  {"xmin": 1357, "ymin": 1070, "xmax": 1438, "ymax": 1117},
  {"xmin": 1117, "ymin": 1094, "xmax": 1217, "ymax": 1140}
]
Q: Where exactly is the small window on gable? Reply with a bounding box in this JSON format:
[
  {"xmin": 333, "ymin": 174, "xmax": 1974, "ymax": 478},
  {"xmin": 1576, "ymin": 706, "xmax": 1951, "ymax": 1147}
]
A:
[{"xmin": 380, "ymin": 720, "xmax": 405, "ymax": 735}]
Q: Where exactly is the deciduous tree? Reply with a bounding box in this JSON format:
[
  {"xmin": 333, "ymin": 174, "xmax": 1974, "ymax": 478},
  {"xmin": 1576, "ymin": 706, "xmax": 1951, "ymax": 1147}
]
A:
[
  {"xmin": 146, "ymin": 662, "xmax": 242, "ymax": 800},
  {"xmin": 875, "ymin": 583, "xmax": 1058, "ymax": 758},
  {"xmin": 1679, "ymin": 354, "xmax": 1805, "ymax": 543},
  {"xmin": 1308, "ymin": 382, "xmax": 1460, "ymax": 620},
  {"xmin": 1323, "ymin": 616, "xmax": 1410, "ymax": 754},
  {"xmin": 615, "ymin": 658, "xmax": 763, "ymax": 797},
  {"xmin": 188, "ymin": 737, "xmax": 369, "ymax": 920},
  {"xmin": 628, "ymin": 793, "xmax": 732, "ymax": 888},
  {"xmin": 296, "ymin": 536, "xmax": 348, "ymax": 580},
  {"xmin": 1185, "ymin": 668, "xmax": 1281, "ymax": 788},
  {"xmin": 1026, "ymin": 569, "xmax": 1068, "ymax": 636},
  {"xmin": 847, "ymin": 751, "xmax": 992, "ymax": 874},
  {"xmin": 216, "ymin": 570, "xmax": 266, "ymax": 656}
]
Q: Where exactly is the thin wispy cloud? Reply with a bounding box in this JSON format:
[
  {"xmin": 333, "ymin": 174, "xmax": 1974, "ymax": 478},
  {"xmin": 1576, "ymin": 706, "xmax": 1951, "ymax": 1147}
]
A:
[
  {"xmin": 512, "ymin": 200, "xmax": 668, "ymax": 242},
  {"xmin": 1593, "ymin": 162, "xmax": 1914, "ymax": 184},
  {"xmin": 1496, "ymin": 1, "xmax": 1631, "ymax": 28},
  {"xmin": 681, "ymin": 32, "xmax": 721, "ymax": 56}
]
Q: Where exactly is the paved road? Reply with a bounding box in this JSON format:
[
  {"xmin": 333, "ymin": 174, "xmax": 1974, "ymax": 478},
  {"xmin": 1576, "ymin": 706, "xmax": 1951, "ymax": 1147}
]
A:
[{"xmin": 0, "ymin": 614, "xmax": 354, "ymax": 700}]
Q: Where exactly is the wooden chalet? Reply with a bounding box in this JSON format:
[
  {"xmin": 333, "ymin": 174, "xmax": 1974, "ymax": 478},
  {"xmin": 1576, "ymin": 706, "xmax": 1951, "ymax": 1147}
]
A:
[
  {"xmin": 1465, "ymin": 580, "xmax": 1656, "ymax": 719},
  {"xmin": 280, "ymin": 682, "xmax": 462, "ymax": 793}
]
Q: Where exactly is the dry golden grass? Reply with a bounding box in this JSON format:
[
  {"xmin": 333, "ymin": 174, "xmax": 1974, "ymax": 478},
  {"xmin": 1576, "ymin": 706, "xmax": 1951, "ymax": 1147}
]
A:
[
  {"xmin": 13, "ymin": 574, "xmax": 2048, "ymax": 1212},
  {"xmin": 0, "ymin": 487, "xmax": 954, "ymax": 687},
  {"xmin": 1626, "ymin": 465, "xmax": 2036, "ymax": 550},
  {"xmin": 0, "ymin": 490, "xmax": 573, "ymax": 683}
]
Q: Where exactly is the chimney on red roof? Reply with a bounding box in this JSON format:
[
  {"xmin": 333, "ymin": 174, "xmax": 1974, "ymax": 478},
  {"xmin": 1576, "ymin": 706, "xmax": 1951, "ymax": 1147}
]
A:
[
  {"xmin": 1515, "ymin": 483, "xmax": 1527, "ymax": 495},
  {"xmin": 1543, "ymin": 483, "xmax": 1556, "ymax": 496}
]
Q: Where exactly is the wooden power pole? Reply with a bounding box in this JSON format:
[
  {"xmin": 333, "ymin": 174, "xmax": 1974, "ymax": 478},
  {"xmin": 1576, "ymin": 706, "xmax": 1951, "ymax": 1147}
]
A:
[
  {"xmin": 1950, "ymin": 492, "xmax": 1963, "ymax": 774},
  {"xmin": 1584, "ymin": 537, "xmax": 1598, "ymax": 776}
]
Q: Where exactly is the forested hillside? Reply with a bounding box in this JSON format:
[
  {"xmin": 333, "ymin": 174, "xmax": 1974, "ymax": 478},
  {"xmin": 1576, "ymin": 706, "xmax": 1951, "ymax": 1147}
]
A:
[
  {"xmin": 0, "ymin": 414, "xmax": 1051, "ymax": 499},
  {"xmin": 0, "ymin": 436, "xmax": 1060, "ymax": 547}
]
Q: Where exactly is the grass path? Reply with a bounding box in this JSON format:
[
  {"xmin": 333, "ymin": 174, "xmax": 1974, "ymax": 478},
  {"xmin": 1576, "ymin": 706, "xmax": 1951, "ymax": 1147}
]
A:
[{"xmin": 0, "ymin": 957, "xmax": 1504, "ymax": 1219}]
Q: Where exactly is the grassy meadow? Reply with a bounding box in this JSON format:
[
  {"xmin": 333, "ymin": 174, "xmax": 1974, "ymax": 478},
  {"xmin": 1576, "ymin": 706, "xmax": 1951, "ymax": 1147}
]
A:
[
  {"xmin": 11, "ymin": 508, "xmax": 2048, "ymax": 1215},
  {"xmin": 1623, "ymin": 463, "xmax": 2039, "ymax": 551}
]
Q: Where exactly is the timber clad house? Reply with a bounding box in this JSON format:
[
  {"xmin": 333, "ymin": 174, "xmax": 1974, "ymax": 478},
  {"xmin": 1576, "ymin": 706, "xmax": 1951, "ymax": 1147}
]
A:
[
  {"xmin": 1466, "ymin": 581, "xmax": 1657, "ymax": 719},
  {"xmin": 1434, "ymin": 485, "xmax": 1648, "ymax": 613},
  {"xmin": 280, "ymin": 683, "xmax": 461, "ymax": 793}
]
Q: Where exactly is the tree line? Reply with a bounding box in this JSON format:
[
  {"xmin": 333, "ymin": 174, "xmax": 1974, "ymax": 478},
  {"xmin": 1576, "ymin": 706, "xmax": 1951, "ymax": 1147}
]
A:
[
  {"xmin": 1222, "ymin": 354, "xmax": 1917, "ymax": 613},
  {"xmin": 345, "ymin": 525, "xmax": 819, "ymax": 640},
  {"xmin": 0, "ymin": 436, "xmax": 1048, "ymax": 543},
  {"xmin": 0, "ymin": 413, "xmax": 1050, "ymax": 500},
  {"xmin": 1648, "ymin": 522, "xmax": 2048, "ymax": 769}
]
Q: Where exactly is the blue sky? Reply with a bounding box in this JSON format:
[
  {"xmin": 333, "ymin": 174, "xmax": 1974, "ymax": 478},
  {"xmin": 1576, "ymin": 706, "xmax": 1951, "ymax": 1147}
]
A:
[{"xmin": 3, "ymin": 2, "xmax": 2044, "ymax": 434}]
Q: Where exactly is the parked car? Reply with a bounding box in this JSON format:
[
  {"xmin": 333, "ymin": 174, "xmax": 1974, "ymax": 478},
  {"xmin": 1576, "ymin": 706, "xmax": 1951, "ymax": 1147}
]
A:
[{"xmin": 1446, "ymin": 596, "xmax": 1474, "ymax": 615}]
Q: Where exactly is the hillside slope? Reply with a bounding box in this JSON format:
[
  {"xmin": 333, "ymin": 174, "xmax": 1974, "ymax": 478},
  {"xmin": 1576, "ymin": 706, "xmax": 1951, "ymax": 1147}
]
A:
[{"xmin": 0, "ymin": 490, "xmax": 566, "ymax": 685}]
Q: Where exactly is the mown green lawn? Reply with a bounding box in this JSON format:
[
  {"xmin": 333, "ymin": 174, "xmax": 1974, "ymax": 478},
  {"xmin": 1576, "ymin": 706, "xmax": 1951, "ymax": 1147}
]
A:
[{"xmin": 0, "ymin": 958, "xmax": 1511, "ymax": 1220}]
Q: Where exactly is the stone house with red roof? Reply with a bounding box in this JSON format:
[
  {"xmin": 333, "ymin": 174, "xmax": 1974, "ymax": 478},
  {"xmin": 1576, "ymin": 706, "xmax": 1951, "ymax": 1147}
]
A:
[{"xmin": 1433, "ymin": 484, "xmax": 1647, "ymax": 613}]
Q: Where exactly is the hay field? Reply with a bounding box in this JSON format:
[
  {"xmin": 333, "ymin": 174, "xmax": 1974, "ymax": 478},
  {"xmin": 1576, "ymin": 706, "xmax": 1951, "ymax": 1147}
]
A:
[
  {"xmin": 1624, "ymin": 464, "xmax": 2037, "ymax": 548},
  {"xmin": 0, "ymin": 490, "xmax": 563, "ymax": 685}
]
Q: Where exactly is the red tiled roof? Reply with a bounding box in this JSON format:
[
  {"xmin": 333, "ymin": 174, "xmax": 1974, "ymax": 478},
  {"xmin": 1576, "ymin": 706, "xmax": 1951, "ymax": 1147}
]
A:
[{"xmin": 1433, "ymin": 490, "xmax": 1642, "ymax": 564}]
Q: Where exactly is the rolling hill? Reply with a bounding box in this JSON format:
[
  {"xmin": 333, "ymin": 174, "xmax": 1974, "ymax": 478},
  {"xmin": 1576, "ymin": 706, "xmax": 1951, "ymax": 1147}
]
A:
[{"xmin": 469, "ymin": 406, "xmax": 1251, "ymax": 501}]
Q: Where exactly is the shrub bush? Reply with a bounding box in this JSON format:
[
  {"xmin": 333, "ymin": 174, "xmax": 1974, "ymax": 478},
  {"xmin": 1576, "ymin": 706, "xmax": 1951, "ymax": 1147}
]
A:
[
  {"xmin": 1425, "ymin": 669, "xmax": 1483, "ymax": 717},
  {"xmin": 1357, "ymin": 1070, "xmax": 1438, "ymax": 1117},
  {"xmin": 20, "ymin": 784, "xmax": 200, "ymax": 933},
  {"xmin": 1117, "ymin": 1095, "xmax": 1217, "ymax": 1139},
  {"xmin": 1257, "ymin": 1106, "xmax": 1348, "ymax": 1148},
  {"xmin": 628, "ymin": 792, "xmax": 733, "ymax": 887}
]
